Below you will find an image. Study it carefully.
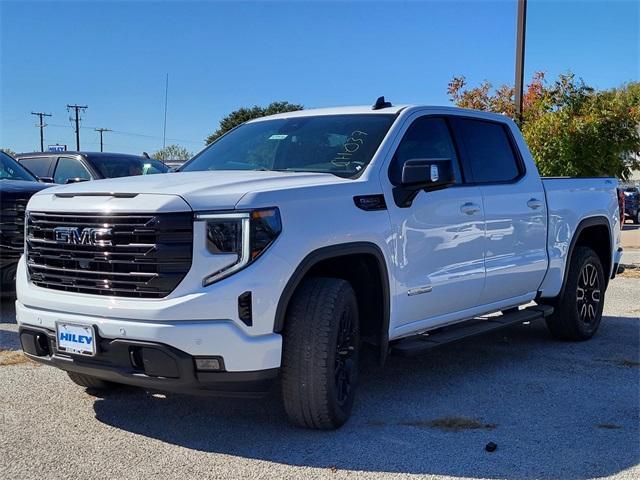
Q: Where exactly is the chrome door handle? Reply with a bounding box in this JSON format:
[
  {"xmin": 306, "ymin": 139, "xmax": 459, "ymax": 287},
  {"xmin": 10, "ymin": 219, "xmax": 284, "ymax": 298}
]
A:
[
  {"xmin": 460, "ymin": 202, "xmax": 481, "ymax": 215},
  {"xmin": 527, "ymin": 198, "xmax": 544, "ymax": 210}
]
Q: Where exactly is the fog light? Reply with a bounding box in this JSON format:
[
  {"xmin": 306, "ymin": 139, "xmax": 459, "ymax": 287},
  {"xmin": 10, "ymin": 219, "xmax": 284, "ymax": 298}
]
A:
[{"xmin": 195, "ymin": 357, "xmax": 223, "ymax": 371}]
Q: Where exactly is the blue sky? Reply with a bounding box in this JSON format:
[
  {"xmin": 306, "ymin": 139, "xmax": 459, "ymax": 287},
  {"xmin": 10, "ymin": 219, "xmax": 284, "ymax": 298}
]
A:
[{"xmin": 1, "ymin": 0, "xmax": 638, "ymax": 155}]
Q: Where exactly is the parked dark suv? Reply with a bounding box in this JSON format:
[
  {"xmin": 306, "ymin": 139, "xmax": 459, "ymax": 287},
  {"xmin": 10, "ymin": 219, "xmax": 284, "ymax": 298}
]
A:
[
  {"xmin": 14, "ymin": 152, "xmax": 169, "ymax": 184},
  {"xmin": 623, "ymin": 187, "xmax": 639, "ymax": 224},
  {"xmin": 0, "ymin": 151, "xmax": 52, "ymax": 293}
]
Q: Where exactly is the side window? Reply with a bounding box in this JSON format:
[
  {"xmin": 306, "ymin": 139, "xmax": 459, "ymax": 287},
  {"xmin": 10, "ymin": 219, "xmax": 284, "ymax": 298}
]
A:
[
  {"xmin": 53, "ymin": 157, "xmax": 92, "ymax": 184},
  {"xmin": 18, "ymin": 157, "xmax": 53, "ymax": 178},
  {"xmin": 389, "ymin": 117, "xmax": 461, "ymax": 185},
  {"xmin": 456, "ymin": 118, "xmax": 521, "ymax": 183}
]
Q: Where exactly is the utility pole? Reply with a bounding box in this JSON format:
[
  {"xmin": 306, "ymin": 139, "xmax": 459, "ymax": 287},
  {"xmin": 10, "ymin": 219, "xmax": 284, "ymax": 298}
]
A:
[
  {"xmin": 30, "ymin": 112, "xmax": 52, "ymax": 152},
  {"xmin": 66, "ymin": 104, "xmax": 88, "ymax": 151},
  {"xmin": 94, "ymin": 128, "xmax": 112, "ymax": 152},
  {"xmin": 514, "ymin": 0, "xmax": 527, "ymax": 126}
]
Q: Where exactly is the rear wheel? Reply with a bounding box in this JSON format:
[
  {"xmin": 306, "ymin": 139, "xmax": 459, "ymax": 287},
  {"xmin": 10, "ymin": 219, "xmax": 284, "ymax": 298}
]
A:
[
  {"xmin": 281, "ymin": 277, "xmax": 360, "ymax": 430},
  {"xmin": 544, "ymin": 246, "xmax": 605, "ymax": 341},
  {"xmin": 66, "ymin": 371, "xmax": 116, "ymax": 391}
]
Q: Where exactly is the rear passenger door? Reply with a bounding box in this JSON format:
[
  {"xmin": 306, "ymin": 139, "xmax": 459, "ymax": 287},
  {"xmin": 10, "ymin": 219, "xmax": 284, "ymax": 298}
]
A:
[{"xmin": 452, "ymin": 117, "xmax": 547, "ymax": 305}]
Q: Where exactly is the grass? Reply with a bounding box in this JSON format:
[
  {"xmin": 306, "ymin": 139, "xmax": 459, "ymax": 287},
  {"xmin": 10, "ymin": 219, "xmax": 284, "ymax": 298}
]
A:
[
  {"xmin": 0, "ymin": 349, "xmax": 34, "ymax": 366},
  {"xmin": 401, "ymin": 416, "xmax": 497, "ymax": 432}
]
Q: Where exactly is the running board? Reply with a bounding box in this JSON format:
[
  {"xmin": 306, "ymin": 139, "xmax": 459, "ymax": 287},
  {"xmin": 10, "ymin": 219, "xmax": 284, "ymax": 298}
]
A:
[{"xmin": 390, "ymin": 304, "xmax": 554, "ymax": 357}]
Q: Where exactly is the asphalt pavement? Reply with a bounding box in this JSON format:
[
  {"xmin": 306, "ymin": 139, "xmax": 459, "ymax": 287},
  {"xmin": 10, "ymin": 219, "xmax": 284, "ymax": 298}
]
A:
[{"xmin": 1, "ymin": 277, "xmax": 638, "ymax": 479}]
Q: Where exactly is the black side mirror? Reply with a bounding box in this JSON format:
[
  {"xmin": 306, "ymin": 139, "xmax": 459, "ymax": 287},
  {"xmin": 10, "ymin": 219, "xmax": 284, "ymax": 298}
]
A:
[
  {"xmin": 393, "ymin": 158, "xmax": 455, "ymax": 207},
  {"xmin": 36, "ymin": 176, "xmax": 55, "ymax": 184},
  {"xmin": 64, "ymin": 177, "xmax": 89, "ymax": 184}
]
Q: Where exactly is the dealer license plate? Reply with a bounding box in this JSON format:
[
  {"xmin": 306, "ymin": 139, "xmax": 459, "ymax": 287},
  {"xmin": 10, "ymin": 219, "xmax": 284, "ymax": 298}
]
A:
[{"xmin": 55, "ymin": 322, "xmax": 96, "ymax": 356}]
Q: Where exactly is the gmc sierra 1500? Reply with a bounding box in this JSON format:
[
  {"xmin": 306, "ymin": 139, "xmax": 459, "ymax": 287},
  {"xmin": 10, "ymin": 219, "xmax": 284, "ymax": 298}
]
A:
[{"xmin": 17, "ymin": 100, "xmax": 622, "ymax": 429}]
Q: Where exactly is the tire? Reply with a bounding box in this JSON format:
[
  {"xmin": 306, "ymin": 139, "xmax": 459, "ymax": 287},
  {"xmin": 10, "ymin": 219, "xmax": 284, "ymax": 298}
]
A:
[
  {"xmin": 281, "ymin": 277, "xmax": 360, "ymax": 430},
  {"xmin": 66, "ymin": 371, "xmax": 116, "ymax": 390},
  {"xmin": 544, "ymin": 246, "xmax": 605, "ymax": 341},
  {"xmin": 635, "ymin": 211, "xmax": 640, "ymax": 225}
]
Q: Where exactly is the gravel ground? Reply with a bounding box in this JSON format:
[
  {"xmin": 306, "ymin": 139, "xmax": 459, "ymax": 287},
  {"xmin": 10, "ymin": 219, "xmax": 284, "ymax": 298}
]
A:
[{"xmin": 1, "ymin": 277, "xmax": 638, "ymax": 480}]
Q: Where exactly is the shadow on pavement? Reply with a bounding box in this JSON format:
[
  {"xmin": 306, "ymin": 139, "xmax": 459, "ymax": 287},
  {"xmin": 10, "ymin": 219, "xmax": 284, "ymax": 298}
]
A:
[{"xmin": 93, "ymin": 316, "xmax": 640, "ymax": 479}]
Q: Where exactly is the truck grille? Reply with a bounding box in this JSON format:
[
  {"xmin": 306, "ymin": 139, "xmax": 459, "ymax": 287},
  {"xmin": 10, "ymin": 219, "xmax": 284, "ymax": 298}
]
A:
[
  {"xmin": 26, "ymin": 211, "xmax": 193, "ymax": 298},
  {"xmin": 0, "ymin": 196, "xmax": 29, "ymax": 262}
]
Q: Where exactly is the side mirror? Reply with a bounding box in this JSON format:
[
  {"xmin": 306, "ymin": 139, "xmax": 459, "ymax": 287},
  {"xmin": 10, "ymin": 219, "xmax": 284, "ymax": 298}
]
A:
[
  {"xmin": 393, "ymin": 158, "xmax": 455, "ymax": 207},
  {"xmin": 64, "ymin": 177, "xmax": 89, "ymax": 184},
  {"xmin": 36, "ymin": 176, "xmax": 55, "ymax": 184}
]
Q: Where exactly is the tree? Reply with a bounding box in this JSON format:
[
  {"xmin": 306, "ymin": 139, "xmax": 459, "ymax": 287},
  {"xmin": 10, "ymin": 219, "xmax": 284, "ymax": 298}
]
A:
[
  {"xmin": 448, "ymin": 73, "xmax": 640, "ymax": 179},
  {"xmin": 152, "ymin": 144, "xmax": 193, "ymax": 162},
  {"xmin": 206, "ymin": 101, "xmax": 303, "ymax": 145},
  {"xmin": 0, "ymin": 148, "xmax": 16, "ymax": 157}
]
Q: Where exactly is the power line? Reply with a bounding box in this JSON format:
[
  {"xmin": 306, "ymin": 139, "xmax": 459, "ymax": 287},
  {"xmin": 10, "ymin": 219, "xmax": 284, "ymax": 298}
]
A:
[
  {"xmin": 46, "ymin": 122, "xmax": 203, "ymax": 145},
  {"xmin": 66, "ymin": 104, "xmax": 88, "ymax": 150},
  {"xmin": 94, "ymin": 128, "xmax": 112, "ymax": 152},
  {"xmin": 30, "ymin": 111, "xmax": 52, "ymax": 152}
]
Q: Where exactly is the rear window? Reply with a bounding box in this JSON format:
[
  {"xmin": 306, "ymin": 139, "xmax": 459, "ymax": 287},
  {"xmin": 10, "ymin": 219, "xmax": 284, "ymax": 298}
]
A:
[
  {"xmin": 455, "ymin": 118, "xmax": 521, "ymax": 183},
  {"xmin": 88, "ymin": 157, "xmax": 169, "ymax": 178}
]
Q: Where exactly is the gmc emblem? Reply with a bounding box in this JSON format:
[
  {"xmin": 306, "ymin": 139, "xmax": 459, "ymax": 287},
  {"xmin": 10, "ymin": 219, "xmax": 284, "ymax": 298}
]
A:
[{"xmin": 53, "ymin": 227, "xmax": 113, "ymax": 246}]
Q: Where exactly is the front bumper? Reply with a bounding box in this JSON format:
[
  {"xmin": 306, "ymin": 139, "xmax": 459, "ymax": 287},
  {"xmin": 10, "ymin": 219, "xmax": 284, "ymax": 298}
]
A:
[
  {"xmin": 19, "ymin": 324, "xmax": 279, "ymax": 397},
  {"xmin": 16, "ymin": 300, "xmax": 282, "ymax": 373}
]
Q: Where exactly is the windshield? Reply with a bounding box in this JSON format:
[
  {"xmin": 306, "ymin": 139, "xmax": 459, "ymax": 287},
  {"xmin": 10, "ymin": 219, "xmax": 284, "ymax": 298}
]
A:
[
  {"xmin": 0, "ymin": 152, "xmax": 37, "ymax": 181},
  {"xmin": 89, "ymin": 156, "xmax": 169, "ymax": 178},
  {"xmin": 182, "ymin": 114, "xmax": 395, "ymax": 177}
]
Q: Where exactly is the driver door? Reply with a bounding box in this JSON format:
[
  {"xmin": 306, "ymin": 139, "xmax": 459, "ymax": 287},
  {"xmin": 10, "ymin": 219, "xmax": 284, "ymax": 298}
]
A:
[{"xmin": 382, "ymin": 114, "xmax": 486, "ymax": 335}]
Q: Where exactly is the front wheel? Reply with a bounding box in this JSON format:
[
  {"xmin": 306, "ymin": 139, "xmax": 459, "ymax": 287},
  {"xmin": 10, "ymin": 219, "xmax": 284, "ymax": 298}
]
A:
[
  {"xmin": 544, "ymin": 246, "xmax": 605, "ymax": 341},
  {"xmin": 281, "ymin": 277, "xmax": 360, "ymax": 430}
]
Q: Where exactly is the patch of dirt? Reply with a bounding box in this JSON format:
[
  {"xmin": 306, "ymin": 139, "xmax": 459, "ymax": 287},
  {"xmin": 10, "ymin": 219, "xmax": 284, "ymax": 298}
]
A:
[
  {"xmin": 597, "ymin": 423, "xmax": 622, "ymax": 429},
  {"xmin": 619, "ymin": 358, "xmax": 640, "ymax": 368},
  {"xmin": 618, "ymin": 268, "xmax": 640, "ymax": 279},
  {"xmin": 595, "ymin": 357, "xmax": 640, "ymax": 368},
  {"xmin": 401, "ymin": 416, "xmax": 497, "ymax": 432},
  {"xmin": 0, "ymin": 349, "xmax": 35, "ymax": 366}
]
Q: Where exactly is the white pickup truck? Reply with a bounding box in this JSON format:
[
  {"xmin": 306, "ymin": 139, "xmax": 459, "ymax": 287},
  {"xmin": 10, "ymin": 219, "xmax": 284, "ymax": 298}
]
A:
[{"xmin": 17, "ymin": 100, "xmax": 622, "ymax": 429}]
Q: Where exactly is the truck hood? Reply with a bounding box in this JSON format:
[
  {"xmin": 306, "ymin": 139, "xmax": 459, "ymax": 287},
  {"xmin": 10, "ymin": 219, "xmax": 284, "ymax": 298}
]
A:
[{"xmin": 34, "ymin": 170, "xmax": 347, "ymax": 211}]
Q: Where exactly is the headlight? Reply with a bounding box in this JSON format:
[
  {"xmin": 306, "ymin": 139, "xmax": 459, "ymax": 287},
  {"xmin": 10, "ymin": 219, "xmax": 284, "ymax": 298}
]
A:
[{"xmin": 196, "ymin": 208, "xmax": 281, "ymax": 286}]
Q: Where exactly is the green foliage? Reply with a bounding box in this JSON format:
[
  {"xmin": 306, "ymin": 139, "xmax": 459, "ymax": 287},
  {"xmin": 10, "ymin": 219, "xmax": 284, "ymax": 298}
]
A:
[
  {"xmin": 448, "ymin": 73, "xmax": 640, "ymax": 179},
  {"xmin": 152, "ymin": 144, "xmax": 193, "ymax": 162},
  {"xmin": 0, "ymin": 148, "xmax": 17, "ymax": 157},
  {"xmin": 206, "ymin": 101, "xmax": 303, "ymax": 145}
]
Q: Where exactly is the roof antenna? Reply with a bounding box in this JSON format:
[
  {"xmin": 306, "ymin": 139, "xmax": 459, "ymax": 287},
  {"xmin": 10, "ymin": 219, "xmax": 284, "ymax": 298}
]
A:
[{"xmin": 372, "ymin": 96, "xmax": 392, "ymax": 110}]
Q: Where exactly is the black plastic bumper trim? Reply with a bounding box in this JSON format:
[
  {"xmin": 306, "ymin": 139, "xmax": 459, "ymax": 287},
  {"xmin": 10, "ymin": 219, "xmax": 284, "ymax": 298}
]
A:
[{"xmin": 19, "ymin": 326, "xmax": 278, "ymax": 398}]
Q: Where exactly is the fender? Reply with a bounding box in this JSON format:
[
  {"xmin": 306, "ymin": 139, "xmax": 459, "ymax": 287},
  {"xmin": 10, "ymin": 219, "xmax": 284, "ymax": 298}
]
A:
[
  {"xmin": 273, "ymin": 242, "xmax": 391, "ymax": 361},
  {"xmin": 556, "ymin": 215, "xmax": 612, "ymax": 299}
]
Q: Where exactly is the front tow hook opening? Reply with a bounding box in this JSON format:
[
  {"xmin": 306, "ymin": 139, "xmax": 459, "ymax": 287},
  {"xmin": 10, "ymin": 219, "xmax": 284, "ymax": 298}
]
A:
[{"xmin": 129, "ymin": 347, "xmax": 144, "ymax": 370}]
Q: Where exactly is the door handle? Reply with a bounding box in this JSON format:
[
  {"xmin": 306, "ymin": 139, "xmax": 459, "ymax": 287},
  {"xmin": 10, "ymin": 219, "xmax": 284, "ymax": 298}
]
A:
[
  {"xmin": 527, "ymin": 198, "xmax": 544, "ymax": 210},
  {"xmin": 460, "ymin": 202, "xmax": 481, "ymax": 215}
]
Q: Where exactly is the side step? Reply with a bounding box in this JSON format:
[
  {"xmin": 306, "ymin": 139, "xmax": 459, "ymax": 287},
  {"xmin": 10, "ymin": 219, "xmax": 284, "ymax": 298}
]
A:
[{"xmin": 390, "ymin": 304, "xmax": 554, "ymax": 357}]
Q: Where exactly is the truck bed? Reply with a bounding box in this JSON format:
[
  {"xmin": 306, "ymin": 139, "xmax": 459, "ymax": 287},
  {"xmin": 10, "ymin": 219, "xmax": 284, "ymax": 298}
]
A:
[{"xmin": 538, "ymin": 177, "xmax": 621, "ymax": 297}]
